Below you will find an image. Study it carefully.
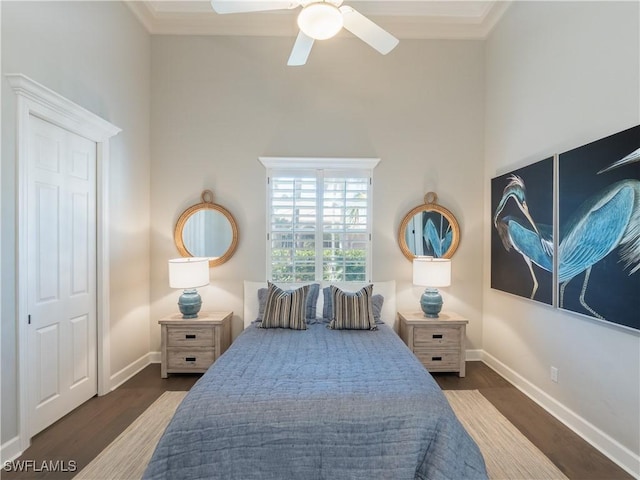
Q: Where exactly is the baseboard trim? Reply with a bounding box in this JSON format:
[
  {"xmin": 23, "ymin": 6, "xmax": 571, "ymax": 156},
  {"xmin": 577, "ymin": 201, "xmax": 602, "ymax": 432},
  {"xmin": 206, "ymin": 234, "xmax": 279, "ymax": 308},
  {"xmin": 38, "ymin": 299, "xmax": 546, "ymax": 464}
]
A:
[
  {"xmin": 109, "ymin": 352, "xmax": 156, "ymax": 391},
  {"xmin": 148, "ymin": 351, "xmax": 161, "ymax": 363},
  {"xmin": 3, "ymin": 352, "xmax": 163, "ymax": 462},
  {"xmin": 0, "ymin": 436, "xmax": 22, "ymax": 464},
  {"xmin": 482, "ymin": 351, "xmax": 640, "ymax": 478},
  {"xmin": 465, "ymin": 349, "xmax": 483, "ymax": 361}
]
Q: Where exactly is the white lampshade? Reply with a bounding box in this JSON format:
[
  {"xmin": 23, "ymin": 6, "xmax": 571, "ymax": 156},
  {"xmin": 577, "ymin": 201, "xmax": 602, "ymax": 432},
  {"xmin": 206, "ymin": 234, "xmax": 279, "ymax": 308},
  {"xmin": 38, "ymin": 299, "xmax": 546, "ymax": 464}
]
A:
[
  {"xmin": 413, "ymin": 257, "xmax": 451, "ymax": 288},
  {"xmin": 168, "ymin": 258, "xmax": 209, "ymax": 289},
  {"xmin": 297, "ymin": 3, "xmax": 344, "ymax": 40}
]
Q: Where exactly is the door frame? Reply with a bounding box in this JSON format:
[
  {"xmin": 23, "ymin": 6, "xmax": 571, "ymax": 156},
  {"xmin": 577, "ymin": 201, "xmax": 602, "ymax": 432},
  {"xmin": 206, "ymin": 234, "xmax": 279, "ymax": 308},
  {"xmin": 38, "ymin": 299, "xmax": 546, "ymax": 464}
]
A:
[{"xmin": 7, "ymin": 74, "xmax": 121, "ymax": 452}]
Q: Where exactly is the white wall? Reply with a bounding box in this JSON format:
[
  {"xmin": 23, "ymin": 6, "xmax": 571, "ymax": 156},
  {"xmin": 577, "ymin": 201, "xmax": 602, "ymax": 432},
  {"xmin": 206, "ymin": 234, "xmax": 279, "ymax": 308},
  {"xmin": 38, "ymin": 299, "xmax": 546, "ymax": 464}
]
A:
[
  {"xmin": 150, "ymin": 36, "xmax": 485, "ymax": 345},
  {"xmin": 1, "ymin": 1, "xmax": 151, "ymax": 448},
  {"xmin": 484, "ymin": 1, "xmax": 640, "ymax": 475}
]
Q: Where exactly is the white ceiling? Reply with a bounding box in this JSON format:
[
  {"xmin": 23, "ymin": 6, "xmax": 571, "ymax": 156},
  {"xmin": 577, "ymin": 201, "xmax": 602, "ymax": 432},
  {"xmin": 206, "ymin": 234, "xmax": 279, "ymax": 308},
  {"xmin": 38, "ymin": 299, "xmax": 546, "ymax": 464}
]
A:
[{"xmin": 126, "ymin": 1, "xmax": 512, "ymax": 38}]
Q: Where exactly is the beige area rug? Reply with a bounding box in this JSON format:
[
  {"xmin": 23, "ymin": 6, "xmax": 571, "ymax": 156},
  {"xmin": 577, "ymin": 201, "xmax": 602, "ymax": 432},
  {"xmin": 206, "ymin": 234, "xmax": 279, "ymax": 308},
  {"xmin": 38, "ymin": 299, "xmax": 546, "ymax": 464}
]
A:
[
  {"xmin": 77, "ymin": 389, "xmax": 567, "ymax": 480},
  {"xmin": 74, "ymin": 391, "xmax": 187, "ymax": 480},
  {"xmin": 444, "ymin": 389, "xmax": 569, "ymax": 480}
]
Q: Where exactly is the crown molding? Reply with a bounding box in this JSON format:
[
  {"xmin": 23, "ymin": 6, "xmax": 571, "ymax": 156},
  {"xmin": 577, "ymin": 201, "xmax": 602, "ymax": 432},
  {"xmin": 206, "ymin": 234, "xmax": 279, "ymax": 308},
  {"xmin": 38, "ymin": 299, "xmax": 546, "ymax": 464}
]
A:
[
  {"xmin": 126, "ymin": 1, "xmax": 157, "ymax": 33},
  {"xmin": 125, "ymin": 1, "xmax": 512, "ymax": 39},
  {"xmin": 480, "ymin": 1, "xmax": 512, "ymax": 37}
]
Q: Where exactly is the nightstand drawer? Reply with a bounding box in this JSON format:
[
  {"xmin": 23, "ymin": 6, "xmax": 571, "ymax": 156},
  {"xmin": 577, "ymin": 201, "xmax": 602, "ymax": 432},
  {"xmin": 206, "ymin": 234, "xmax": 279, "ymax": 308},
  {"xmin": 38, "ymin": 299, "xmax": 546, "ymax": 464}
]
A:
[
  {"xmin": 167, "ymin": 349, "xmax": 215, "ymax": 370},
  {"xmin": 414, "ymin": 326, "xmax": 460, "ymax": 348},
  {"xmin": 414, "ymin": 350, "xmax": 460, "ymax": 370},
  {"xmin": 167, "ymin": 326, "xmax": 214, "ymax": 347},
  {"xmin": 398, "ymin": 311, "xmax": 468, "ymax": 377},
  {"xmin": 159, "ymin": 311, "xmax": 232, "ymax": 378}
]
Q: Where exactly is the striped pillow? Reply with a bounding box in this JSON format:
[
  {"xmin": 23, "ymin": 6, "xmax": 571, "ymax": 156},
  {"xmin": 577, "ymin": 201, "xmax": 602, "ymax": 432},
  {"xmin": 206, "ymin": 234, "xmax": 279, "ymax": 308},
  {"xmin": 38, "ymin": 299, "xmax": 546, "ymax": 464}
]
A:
[
  {"xmin": 322, "ymin": 287, "xmax": 385, "ymax": 324},
  {"xmin": 257, "ymin": 283, "xmax": 320, "ymax": 323},
  {"xmin": 328, "ymin": 284, "xmax": 377, "ymax": 330},
  {"xmin": 261, "ymin": 282, "xmax": 310, "ymax": 330}
]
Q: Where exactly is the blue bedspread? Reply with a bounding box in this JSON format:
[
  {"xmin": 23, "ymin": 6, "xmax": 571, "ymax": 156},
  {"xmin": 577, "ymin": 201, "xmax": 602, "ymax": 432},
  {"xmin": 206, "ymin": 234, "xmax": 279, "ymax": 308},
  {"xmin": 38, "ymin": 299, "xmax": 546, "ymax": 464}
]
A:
[{"xmin": 144, "ymin": 323, "xmax": 487, "ymax": 480}]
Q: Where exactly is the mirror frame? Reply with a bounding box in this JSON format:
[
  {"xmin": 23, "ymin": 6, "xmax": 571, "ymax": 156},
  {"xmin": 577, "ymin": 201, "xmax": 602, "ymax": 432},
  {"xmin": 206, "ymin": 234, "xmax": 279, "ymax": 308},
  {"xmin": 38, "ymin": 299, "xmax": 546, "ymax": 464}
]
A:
[
  {"xmin": 398, "ymin": 192, "xmax": 460, "ymax": 261},
  {"xmin": 174, "ymin": 190, "xmax": 239, "ymax": 267}
]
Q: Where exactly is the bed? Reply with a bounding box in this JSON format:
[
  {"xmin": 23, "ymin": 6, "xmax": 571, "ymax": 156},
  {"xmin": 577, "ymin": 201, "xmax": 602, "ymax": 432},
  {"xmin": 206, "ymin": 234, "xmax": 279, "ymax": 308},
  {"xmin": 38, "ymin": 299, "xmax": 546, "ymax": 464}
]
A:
[{"xmin": 143, "ymin": 281, "xmax": 487, "ymax": 480}]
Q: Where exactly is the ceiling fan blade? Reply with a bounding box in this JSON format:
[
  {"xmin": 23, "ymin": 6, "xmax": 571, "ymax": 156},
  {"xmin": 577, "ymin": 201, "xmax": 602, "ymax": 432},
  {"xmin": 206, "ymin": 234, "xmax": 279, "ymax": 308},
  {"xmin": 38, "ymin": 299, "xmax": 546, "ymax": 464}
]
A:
[
  {"xmin": 287, "ymin": 31, "xmax": 314, "ymax": 66},
  {"xmin": 339, "ymin": 6, "xmax": 399, "ymax": 55},
  {"xmin": 211, "ymin": 1, "xmax": 299, "ymax": 14}
]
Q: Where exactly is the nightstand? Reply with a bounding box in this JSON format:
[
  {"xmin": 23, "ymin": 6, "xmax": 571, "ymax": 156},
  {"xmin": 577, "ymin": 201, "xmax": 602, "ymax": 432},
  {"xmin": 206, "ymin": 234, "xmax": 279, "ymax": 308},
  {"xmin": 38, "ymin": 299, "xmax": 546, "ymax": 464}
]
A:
[
  {"xmin": 398, "ymin": 311, "xmax": 468, "ymax": 377},
  {"xmin": 159, "ymin": 311, "xmax": 232, "ymax": 378}
]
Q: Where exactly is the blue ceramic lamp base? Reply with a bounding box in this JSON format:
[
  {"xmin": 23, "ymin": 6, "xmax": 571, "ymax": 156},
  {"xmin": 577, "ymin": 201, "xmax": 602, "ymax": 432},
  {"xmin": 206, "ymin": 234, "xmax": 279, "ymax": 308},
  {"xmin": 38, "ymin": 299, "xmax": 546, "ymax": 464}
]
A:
[
  {"xmin": 420, "ymin": 288, "xmax": 443, "ymax": 318},
  {"xmin": 178, "ymin": 289, "xmax": 202, "ymax": 319}
]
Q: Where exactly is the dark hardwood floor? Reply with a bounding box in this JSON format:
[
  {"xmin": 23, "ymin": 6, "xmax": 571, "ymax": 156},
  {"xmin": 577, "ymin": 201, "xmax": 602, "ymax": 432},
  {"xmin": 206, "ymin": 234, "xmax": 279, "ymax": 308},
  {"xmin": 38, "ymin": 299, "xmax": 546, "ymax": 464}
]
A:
[
  {"xmin": 2, "ymin": 362, "xmax": 632, "ymax": 480},
  {"xmin": 432, "ymin": 363, "xmax": 633, "ymax": 480},
  {"xmin": 2, "ymin": 365, "xmax": 200, "ymax": 480}
]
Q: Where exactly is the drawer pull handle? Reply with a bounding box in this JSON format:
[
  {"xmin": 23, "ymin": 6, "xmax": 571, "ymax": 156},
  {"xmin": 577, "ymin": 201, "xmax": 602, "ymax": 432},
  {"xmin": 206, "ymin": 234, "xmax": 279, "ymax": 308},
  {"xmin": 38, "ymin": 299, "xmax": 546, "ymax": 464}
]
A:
[
  {"xmin": 432, "ymin": 334, "xmax": 443, "ymax": 339},
  {"xmin": 185, "ymin": 334, "xmax": 196, "ymax": 339},
  {"xmin": 432, "ymin": 356, "xmax": 442, "ymax": 362},
  {"xmin": 185, "ymin": 357, "xmax": 196, "ymax": 362}
]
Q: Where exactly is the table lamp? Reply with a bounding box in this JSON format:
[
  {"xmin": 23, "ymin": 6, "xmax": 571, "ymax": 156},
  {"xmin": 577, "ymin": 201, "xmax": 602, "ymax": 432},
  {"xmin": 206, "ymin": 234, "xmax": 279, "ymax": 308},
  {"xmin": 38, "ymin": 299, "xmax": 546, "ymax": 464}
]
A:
[
  {"xmin": 413, "ymin": 256, "xmax": 451, "ymax": 318},
  {"xmin": 169, "ymin": 257, "xmax": 210, "ymax": 318}
]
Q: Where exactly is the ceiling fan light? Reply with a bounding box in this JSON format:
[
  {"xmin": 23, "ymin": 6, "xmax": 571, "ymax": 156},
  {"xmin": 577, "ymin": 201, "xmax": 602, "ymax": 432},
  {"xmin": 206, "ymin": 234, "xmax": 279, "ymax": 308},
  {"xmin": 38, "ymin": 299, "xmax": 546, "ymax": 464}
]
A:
[{"xmin": 297, "ymin": 3, "xmax": 344, "ymax": 40}]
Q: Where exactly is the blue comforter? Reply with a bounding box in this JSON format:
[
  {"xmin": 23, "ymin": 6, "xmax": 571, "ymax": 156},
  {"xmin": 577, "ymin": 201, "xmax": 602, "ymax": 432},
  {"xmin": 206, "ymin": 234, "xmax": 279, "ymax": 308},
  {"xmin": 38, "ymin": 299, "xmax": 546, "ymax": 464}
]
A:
[{"xmin": 144, "ymin": 323, "xmax": 487, "ymax": 480}]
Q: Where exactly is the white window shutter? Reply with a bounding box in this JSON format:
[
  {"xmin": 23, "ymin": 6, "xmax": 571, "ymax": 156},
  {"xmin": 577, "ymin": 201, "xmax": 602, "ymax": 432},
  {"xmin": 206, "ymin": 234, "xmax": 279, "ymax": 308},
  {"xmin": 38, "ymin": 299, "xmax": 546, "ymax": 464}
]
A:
[{"xmin": 260, "ymin": 157, "xmax": 379, "ymax": 283}]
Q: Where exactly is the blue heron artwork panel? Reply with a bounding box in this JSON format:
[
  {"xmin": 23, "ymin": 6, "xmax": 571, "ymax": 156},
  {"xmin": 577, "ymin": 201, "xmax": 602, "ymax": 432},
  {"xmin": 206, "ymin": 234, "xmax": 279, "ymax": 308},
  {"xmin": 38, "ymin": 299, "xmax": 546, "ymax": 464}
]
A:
[
  {"xmin": 558, "ymin": 125, "xmax": 639, "ymax": 331},
  {"xmin": 491, "ymin": 157, "xmax": 554, "ymax": 305}
]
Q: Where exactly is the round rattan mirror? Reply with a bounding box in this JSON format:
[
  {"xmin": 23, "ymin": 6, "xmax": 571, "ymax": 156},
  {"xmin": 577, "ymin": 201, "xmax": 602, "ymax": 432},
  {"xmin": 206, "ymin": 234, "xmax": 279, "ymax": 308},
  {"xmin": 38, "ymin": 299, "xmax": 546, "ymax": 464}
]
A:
[
  {"xmin": 398, "ymin": 192, "xmax": 460, "ymax": 261},
  {"xmin": 174, "ymin": 190, "xmax": 239, "ymax": 267}
]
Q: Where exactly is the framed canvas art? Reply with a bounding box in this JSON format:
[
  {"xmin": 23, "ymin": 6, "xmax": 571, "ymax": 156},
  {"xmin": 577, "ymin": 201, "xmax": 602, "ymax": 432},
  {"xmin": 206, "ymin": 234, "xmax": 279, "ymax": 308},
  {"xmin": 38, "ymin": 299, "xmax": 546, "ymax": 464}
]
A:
[
  {"xmin": 557, "ymin": 125, "xmax": 639, "ymax": 331},
  {"xmin": 491, "ymin": 157, "xmax": 554, "ymax": 306}
]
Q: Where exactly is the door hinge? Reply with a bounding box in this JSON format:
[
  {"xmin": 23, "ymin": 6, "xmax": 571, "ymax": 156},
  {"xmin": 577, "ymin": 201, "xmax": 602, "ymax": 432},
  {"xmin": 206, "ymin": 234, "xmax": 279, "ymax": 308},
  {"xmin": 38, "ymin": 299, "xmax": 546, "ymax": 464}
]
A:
[{"xmin": 28, "ymin": 314, "xmax": 31, "ymax": 325}]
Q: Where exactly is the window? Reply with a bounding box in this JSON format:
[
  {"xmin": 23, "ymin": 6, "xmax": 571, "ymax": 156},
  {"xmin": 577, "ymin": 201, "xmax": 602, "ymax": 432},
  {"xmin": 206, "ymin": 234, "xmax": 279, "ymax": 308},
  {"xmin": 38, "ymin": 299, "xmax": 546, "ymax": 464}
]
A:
[{"xmin": 260, "ymin": 157, "xmax": 380, "ymax": 283}]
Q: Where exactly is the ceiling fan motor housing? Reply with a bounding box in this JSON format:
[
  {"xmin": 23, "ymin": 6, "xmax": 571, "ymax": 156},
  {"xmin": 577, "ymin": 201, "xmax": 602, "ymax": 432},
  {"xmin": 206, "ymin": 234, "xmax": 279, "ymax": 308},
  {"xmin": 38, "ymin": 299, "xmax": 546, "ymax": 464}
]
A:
[
  {"xmin": 211, "ymin": 0, "xmax": 399, "ymax": 66},
  {"xmin": 298, "ymin": 2, "xmax": 344, "ymax": 40}
]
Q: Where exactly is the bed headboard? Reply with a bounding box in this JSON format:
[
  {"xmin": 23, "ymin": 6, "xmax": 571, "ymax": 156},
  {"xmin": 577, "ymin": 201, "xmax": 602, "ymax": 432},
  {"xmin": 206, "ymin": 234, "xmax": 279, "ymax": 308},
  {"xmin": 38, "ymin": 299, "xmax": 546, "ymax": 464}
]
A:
[{"xmin": 243, "ymin": 280, "xmax": 397, "ymax": 330}]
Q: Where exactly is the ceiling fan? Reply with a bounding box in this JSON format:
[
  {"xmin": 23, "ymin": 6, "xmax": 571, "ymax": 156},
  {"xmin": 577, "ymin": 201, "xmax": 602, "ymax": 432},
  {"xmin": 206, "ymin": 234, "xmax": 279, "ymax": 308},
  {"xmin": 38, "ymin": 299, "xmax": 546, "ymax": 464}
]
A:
[{"xmin": 210, "ymin": 1, "xmax": 400, "ymax": 66}]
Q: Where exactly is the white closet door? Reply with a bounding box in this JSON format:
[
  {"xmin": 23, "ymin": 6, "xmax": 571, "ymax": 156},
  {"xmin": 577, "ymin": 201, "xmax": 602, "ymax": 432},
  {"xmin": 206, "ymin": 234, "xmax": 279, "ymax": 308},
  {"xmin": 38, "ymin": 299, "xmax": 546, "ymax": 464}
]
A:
[{"xmin": 27, "ymin": 115, "xmax": 98, "ymax": 436}]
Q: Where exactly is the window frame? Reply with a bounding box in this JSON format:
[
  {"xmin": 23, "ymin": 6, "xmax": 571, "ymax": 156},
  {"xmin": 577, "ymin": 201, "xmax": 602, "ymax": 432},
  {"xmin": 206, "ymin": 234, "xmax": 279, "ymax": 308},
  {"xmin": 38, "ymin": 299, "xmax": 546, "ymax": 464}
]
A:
[{"xmin": 259, "ymin": 157, "xmax": 380, "ymax": 284}]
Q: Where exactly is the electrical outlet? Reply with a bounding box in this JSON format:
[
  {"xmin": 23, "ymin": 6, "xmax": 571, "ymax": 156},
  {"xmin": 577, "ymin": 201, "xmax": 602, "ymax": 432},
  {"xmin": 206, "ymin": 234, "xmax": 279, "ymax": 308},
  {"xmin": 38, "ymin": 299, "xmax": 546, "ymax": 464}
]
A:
[{"xmin": 550, "ymin": 366, "xmax": 559, "ymax": 383}]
